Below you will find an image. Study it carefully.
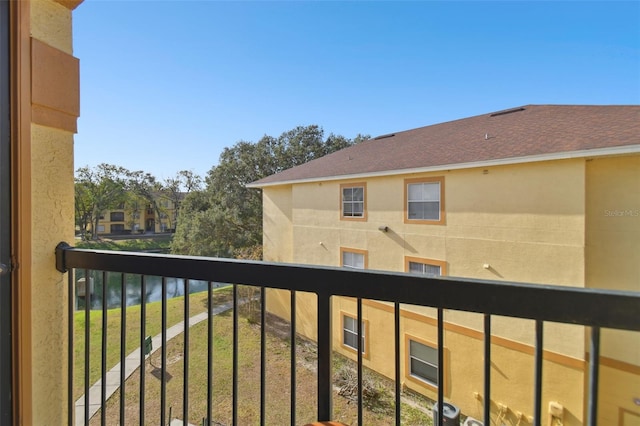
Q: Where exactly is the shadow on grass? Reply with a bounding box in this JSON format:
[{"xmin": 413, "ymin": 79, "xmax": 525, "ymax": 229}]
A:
[
  {"xmin": 148, "ymin": 360, "xmax": 174, "ymax": 383},
  {"xmin": 200, "ymin": 286, "xmax": 234, "ymax": 310}
]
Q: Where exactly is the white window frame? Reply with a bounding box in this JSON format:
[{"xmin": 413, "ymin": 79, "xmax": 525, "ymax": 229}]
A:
[
  {"xmin": 342, "ymin": 314, "xmax": 367, "ymax": 354},
  {"xmin": 408, "ymin": 262, "xmax": 441, "ymax": 276},
  {"xmin": 405, "ymin": 257, "xmax": 447, "ymax": 277},
  {"xmin": 408, "ymin": 338, "xmax": 438, "ymax": 387},
  {"xmin": 340, "ymin": 183, "xmax": 366, "ymax": 221},
  {"xmin": 405, "ymin": 177, "xmax": 445, "ymax": 224},
  {"xmin": 341, "ymin": 248, "xmax": 367, "ymax": 270}
]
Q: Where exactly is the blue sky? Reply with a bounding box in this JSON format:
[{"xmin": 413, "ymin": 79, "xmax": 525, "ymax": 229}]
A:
[{"xmin": 73, "ymin": 1, "xmax": 640, "ymax": 180}]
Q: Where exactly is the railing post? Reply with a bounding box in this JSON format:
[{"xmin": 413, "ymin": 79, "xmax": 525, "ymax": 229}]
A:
[
  {"xmin": 483, "ymin": 314, "xmax": 491, "ymax": 426},
  {"xmin": 533, "ymin": 320, "xmax": 543, "ymax": 426},
  {"xmin": 317, "ymin": 291, "xmax": 332, "ymax": 421},
  {"xmin": 588, "ymin": 327, "xmax": 600, "ymax": 426},
  {"xmin": 67, "ymin": 272, "xmax": 74, "ymax": 426},
  {"xmin": 55, "ymin": 241, "xmax": 71, "ymax": 273},
  {"xmin": 290, "ymin": 290, "xmax": 297, "ymax": 426}
]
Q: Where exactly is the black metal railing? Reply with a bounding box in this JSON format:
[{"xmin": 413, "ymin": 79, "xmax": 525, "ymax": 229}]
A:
[{"xmin": 56, "ymin": 243, "xmax": 640, "ymax": 426}]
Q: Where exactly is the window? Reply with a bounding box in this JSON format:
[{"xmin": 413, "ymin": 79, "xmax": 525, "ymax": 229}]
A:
[
  {"xmin": 110, "ymin": 211, "xmax": 124, "ymax": 222},
  {"xmin": 409, "ymin": 262, "xmax": 441, "ymax": 276},
  {"xmin": 341, "ymin": 248, "xmax": 367, "ymax": 269},
  {"xmin": 405, "ymin": 257, "xmax": 447, "ymax": 276},
  {"xmin": 340, "ymin": 183, "xmax": 366, "ymax": 221},
  {"xmin": 110, "ymin": 224, "xmax": 125, "ymax": 233},
  {"xmin": 342, "ymin": 314, "xmax": 367, "ymax": 355},
  {"xmin": 408, "ymin": 339, "xmax": 438, "ymax": 386},
  {"xmin": 405, "ymin": 177, "xmax": 445, "ymax": 224}
]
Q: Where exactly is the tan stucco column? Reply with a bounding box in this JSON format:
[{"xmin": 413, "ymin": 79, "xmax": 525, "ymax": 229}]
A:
[{"xmin": 11, "ymin": 0, "xmax": 82, "ymax": 424}]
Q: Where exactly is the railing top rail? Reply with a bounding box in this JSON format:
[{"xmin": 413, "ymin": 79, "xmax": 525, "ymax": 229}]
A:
[{"xmin": 56, "ymin": 243, "xmax": 640, "ymax": 331}]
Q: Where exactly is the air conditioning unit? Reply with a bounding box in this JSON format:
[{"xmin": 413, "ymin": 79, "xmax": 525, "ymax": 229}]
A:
[
  {"xmin": 463, "ymin": 418, "xmax": 483, "ymax": 426},
  {"xmin": 432, "ymin": 402, "xmax": 460, "ymax": 425}
]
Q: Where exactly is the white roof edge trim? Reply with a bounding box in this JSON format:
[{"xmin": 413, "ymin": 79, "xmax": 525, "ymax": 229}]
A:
[{"xmin": 247, "ymin": 144, "xmax": 640, "ymax": 188}]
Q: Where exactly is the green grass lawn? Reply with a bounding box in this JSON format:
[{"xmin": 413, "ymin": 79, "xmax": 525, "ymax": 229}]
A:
[
  {"xmin": 73, "ymin": 286, "xmax": 226, "ymax": 400},
  {"xmin": 76, "ymin": 286, "xmax": 432, "ymax": 425}
]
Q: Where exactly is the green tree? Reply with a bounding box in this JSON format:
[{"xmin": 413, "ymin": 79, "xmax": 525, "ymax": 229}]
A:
[
  {"xmin": 74, "ymin": 181, "xmax": 94, "ymax": 240},
  {"xmin": 172, "ymin": 125, "xmax": 367, "ymax": 257},
  {"xmin": 162, "ymin": 170, "xmax": 203, "ymax": 230},
  {"xmin": 123, "ymin": 194, "xmax": 146, "ymax": 234},
  {"xmin": 75, "ymin": 164, "xmax": 129, "ymax": 240},
  {"xmin": 126, "ymin": 170, "xmax": 167, "ymax": 231}
]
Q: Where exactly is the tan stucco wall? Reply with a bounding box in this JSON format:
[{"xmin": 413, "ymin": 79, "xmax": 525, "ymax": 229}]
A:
[
  {"xmin": 585, "ymin": 155, "xmax": 640, "ymax": 425},
  {"xmin": 585, "ymin": 155, "xmax": 639, "ymax": 361},
  {"xmin": 31, "ymin": 0, "xmax": 72, "ymax": 53},
  {"xmin": 263, "ymin": 159, "xmax": 596, "ymax": 424},
  {"xmin": 283, "ymin": 160, "xmax": 586, "ymax": 283},
  {"xmin": 265, "ymin": 160, "xmax": 587, "ymax": 353},
  {"xmin": 598, "ymin": 364, "xmax": 640, "ymax": 426},
  {"xmin": 330, "ymin": 298, "xmax": 586, "ymax": 425},
  {"xmin": 263, "ymin": 185, "xmax": 294, "ymax": 263},
  {"xmin": 28, "ymin": 1, "xmax": 77, "ymax": 423},
  {"xmin": 30, "ymin": 124, "xmax": 75, "ymax": 423},
  {"xmin": 585, "ymin": 155, "xmax": 640, "ymax": 295}
]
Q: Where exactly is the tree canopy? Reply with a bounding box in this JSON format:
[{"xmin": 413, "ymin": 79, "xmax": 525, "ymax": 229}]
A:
[
  {"xmin": 75, "ymin": 165, "xmax": 202, "ymax": 240},
  {"xmin": 171, "ymin": 125, "xmax": 368, "ymax": 258},
  {"xmin": 75, "ymin": 164, "xmax": 130, "ymax": 240}
]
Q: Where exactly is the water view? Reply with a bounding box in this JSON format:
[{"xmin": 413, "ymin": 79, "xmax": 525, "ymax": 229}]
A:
[{"xmin": 74, "ymin": 271, "xmax": 227, "ymax": 310}]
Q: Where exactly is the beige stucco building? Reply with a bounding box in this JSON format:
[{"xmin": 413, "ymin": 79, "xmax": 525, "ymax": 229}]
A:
[
  {"xmin": 93, "ymin": 194, "xmax": 183, "ymax": 236},
  {"xmin": 250, "ymin": 105, "xmax": 640, "ymax": 425}
]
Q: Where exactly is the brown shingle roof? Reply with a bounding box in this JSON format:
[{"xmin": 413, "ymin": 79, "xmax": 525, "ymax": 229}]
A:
[{"xmin": 250, "ymin": 105, "xmax": 640, "ymax": 187}]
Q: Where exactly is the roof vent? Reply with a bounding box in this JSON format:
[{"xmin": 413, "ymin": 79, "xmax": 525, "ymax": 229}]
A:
[
  {"xmin": 490, "ymin": 107, "xmax": 526, "ymax": 117},
  {"xmin": 374, "ymin": 133, "xmax": 395, "ymax": 140}
]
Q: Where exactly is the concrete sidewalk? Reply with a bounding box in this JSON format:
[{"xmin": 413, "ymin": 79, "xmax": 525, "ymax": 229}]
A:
[{"xmin": 75, "ymin": 300, "xmax": 234, "ymax": 426}]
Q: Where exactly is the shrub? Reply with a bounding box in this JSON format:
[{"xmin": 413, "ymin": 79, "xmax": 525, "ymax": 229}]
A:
[{"xmin": 334, "ymin": 365, "xmax": 394, "ymax": 414}]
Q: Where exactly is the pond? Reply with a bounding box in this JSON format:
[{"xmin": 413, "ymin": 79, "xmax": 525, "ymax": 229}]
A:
[{"xmin": 74, "ymin": 270, "xmax": 228, "ymax": 310}]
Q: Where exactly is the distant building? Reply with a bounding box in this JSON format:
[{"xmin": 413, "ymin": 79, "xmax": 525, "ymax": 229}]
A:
[
  {"xmin": 95, "ymin": 192, "xmax": 185, "ymax": 235},
  {"xmin": 249, "ymin": 105, "xmax": 640, "ymax": 425}
]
